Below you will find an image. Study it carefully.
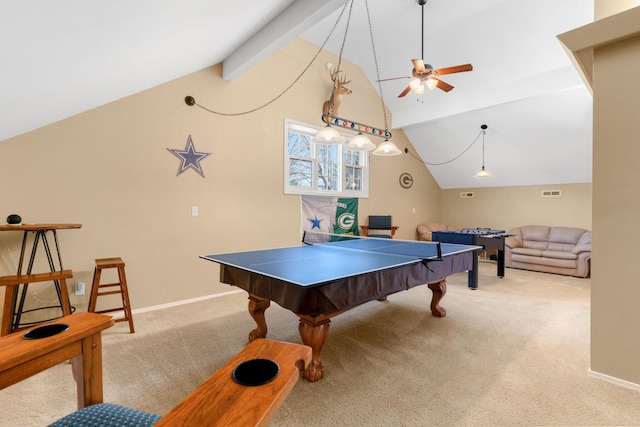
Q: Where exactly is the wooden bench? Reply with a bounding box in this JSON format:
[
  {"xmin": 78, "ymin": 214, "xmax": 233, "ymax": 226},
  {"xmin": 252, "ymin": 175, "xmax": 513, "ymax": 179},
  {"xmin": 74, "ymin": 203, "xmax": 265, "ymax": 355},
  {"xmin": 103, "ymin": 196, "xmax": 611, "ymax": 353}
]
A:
[
  {"xmin": 0, "ymin": 312, "xmax": 312, "ymax": 426},
  {"xmin": 156, "ymin": 338, "xmax": 312, "ymax": 426},
  {"xmin": 0, "ymin": 270, "xmax": 74, "ymax": 336},
  {"xmin": 0, "ymin": 311, "xmax": 114, "ymax": 409}
]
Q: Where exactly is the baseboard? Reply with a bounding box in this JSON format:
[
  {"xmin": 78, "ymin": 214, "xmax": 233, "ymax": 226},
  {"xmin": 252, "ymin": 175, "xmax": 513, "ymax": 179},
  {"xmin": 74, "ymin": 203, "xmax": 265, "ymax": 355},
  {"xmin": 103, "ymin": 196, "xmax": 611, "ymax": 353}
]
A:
[
  {"xmin": 588, "ymin": 369, "xmax": 640, "ymax": 392},
  {"xmin": 109, "ymin": 289, "xmax": 244, "ymax": 319}
]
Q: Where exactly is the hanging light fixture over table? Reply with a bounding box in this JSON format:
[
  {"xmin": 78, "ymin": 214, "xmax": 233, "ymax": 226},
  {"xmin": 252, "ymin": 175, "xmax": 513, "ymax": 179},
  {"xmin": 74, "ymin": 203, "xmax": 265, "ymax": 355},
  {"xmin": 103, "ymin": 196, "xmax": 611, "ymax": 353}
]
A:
[
  {"xmin": 474, "ymin": 124, "xmax": 492, "ymax": 178},
  {"xmin": 313, "ymin": 0, "xmax": 401, "ymax": 156}
]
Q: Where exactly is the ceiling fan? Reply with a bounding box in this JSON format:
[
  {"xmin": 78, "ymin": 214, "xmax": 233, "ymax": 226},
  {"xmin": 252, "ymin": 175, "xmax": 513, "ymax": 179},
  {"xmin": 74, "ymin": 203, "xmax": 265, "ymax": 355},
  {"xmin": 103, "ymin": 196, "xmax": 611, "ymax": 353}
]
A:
[{"xmin": 378, "ymin": 0, "xmax": 472, "ymax": 97}]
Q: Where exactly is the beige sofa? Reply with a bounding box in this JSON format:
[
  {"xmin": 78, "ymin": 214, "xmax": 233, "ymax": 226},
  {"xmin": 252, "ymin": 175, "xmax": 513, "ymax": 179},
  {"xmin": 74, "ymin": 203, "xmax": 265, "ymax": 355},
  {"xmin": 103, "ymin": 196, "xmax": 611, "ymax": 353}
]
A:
[
  {"xmin": 416, "ymin": 223, "xmax": 453, "ymax": 241},
  {"xmin": 505, "ymin": 225, "xmax": 591, "ymax": 277}
]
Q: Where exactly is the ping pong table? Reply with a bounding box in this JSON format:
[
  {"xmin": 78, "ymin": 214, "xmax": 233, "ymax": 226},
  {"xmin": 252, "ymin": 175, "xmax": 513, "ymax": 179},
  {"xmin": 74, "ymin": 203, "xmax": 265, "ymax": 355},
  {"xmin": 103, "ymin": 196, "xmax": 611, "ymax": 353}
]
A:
[{"xmin": 201, "ymin": 233, "xmax": 480, "ymax": 382}]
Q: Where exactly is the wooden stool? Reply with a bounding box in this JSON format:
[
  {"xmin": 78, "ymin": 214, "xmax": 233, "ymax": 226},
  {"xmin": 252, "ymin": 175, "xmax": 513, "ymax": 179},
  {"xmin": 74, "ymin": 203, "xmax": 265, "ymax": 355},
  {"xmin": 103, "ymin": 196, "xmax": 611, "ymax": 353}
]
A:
[{"xmin": 89, "ymin": 258, "xmax": 134, "ymax": 333}]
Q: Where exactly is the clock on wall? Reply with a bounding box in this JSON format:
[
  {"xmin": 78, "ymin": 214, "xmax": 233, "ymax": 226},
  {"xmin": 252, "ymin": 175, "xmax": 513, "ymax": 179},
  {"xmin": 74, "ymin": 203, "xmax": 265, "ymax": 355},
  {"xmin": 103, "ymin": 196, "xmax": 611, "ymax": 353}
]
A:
[{"xmin": 399, "ymin": 173, "xmax": 413, "ymax": 189}]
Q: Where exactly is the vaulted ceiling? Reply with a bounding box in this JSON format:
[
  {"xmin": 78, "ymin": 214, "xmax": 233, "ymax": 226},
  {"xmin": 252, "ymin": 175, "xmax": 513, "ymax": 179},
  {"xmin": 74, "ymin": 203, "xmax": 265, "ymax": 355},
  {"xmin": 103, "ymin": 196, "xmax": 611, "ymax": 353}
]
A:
[{"xmin": 0, "ymin": 0, "xmax": 593, "ymax": 189}]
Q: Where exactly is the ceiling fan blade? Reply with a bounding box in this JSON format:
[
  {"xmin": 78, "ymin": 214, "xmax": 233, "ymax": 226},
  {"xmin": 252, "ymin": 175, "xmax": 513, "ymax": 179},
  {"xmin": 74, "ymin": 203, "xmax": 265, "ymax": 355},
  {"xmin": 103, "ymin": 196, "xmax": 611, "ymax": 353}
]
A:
[
  {"xmin": 434, "ymin": 64, "xmax": 473, "ymax": 75},
  {"xmin": 412, "ymin": 59, "xmax": 426, "ymax": 73},
  {"xmin": 398, "ymin": 85, "xmax": 412, "ymax": 98},
  {"xmin": 377, "ymin": 76, "xmax": 412, "ymax": 82},
  {"xmin": 434, "ymin": 78, "xmax": 454, "ymax": 92}
]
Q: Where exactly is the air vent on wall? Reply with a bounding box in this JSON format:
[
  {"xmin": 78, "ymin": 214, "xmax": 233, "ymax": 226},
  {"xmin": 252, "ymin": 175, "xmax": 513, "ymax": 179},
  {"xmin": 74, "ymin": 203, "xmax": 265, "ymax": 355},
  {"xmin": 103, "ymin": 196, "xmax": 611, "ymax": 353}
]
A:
[
  {"xmin": 460, "ymin": 191, "xmax": 474, "ymax": 199},
  {"xmin": 542, "ymin": 190, "xmax": 562, "ymax": 198}
]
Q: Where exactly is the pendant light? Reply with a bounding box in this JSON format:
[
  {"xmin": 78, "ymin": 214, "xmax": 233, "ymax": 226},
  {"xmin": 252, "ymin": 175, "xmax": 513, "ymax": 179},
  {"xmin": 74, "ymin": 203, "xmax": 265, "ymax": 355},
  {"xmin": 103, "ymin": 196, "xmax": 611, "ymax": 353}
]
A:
[
  {"xmin": 373, "ymin": 138, "xmax": 402, "ymax": 156},
  {"xmin": 347, "ymin": 132, "xmax": 376, "ymax": 151},
  {"xmin": 312, "ymin": 125, "xmax": 345, "ymax": 144},
  {"xmin": 474, "ymin": 124, "xmax": 492, "ymax": 178}
]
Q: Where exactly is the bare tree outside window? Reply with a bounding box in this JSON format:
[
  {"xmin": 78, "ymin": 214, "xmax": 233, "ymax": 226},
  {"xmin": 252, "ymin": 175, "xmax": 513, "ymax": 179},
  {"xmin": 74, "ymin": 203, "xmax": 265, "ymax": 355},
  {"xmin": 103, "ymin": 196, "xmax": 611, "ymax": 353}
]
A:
[{"xmin": 284, "ymin": 120, "xmax": 369, "ymax": 197}]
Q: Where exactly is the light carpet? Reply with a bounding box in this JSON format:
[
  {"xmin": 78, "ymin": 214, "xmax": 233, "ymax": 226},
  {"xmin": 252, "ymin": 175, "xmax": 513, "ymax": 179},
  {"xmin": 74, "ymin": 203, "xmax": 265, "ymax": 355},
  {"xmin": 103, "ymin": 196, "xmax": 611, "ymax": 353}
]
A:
[{"xmin": 2, "ymin": 263, "xmax": 640, "ymax": 426}]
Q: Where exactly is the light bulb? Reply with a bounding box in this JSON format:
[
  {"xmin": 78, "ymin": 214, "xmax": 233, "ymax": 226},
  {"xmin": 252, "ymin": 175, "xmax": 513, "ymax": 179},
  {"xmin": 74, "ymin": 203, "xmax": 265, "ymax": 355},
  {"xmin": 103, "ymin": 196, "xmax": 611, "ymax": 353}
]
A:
[
  {"xmin": 372, "ymin": 139, "xmax": 402, "ymax": 156},
  {"xmin": 347, "ymin": 133, "xmax": 376, "ymax": 151},
  {"xmin": 312, "ymin": 125, "xmax": 345, "ymax": 144}
]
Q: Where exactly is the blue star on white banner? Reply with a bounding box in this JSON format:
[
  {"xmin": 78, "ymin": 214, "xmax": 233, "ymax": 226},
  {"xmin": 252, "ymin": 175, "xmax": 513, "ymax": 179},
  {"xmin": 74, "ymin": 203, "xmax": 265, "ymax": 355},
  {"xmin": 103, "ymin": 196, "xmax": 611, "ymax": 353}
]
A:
[{"xmin": 167, "ymin": 135, "xmax": 211, "ymax": 177}]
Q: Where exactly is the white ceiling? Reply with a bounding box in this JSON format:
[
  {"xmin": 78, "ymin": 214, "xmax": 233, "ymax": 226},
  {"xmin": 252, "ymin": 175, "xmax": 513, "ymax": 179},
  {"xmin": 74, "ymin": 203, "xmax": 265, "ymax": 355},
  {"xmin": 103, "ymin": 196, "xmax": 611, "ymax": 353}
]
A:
[{"xmin": 0, "ymin": 0, "xmax": 594, "ymax": 189}]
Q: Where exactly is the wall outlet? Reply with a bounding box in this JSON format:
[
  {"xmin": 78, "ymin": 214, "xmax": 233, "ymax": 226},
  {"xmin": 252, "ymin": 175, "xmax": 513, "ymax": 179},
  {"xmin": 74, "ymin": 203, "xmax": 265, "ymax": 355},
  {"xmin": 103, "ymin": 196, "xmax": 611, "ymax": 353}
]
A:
[
  {"xmin": 75, "ymin": 282, "xmax": 85, "ymax": 296},
  {"xmin": 191, "ymin": 206, "xmax": 199, "ymax": 217}
]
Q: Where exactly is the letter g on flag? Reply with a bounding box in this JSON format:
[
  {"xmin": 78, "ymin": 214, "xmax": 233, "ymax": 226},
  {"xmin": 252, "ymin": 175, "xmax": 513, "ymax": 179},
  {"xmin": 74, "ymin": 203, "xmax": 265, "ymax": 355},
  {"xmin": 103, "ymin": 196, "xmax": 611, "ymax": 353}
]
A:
[{"xmin": 337, "ymin": 213, "xmax": 356, "ymax": 231}]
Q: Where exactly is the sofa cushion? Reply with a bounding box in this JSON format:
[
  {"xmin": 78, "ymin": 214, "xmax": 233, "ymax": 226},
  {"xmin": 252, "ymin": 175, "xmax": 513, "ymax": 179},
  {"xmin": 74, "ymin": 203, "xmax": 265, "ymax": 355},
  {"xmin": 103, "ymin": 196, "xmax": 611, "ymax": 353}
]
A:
[
  {"xmin": 511, "ymin": 254, "xmax": 577, "ymax": 269},
  {"xmin": 520, "ymin": 225, "xmax": 551, "ymax": 250},
  {"xmin": 547, "ymin": 227, "xmax": 587, "ymax": 252},
  {"xmin": 542, "ymin": 250, "xmax": 578, "ymax": 260},
  {"xmin": 511, "ymin": 248, "xmax": 543, "ymax": 257},
  {"xmin": 572, "ymin": 231, "xmax": 592, "ymax": 254}
]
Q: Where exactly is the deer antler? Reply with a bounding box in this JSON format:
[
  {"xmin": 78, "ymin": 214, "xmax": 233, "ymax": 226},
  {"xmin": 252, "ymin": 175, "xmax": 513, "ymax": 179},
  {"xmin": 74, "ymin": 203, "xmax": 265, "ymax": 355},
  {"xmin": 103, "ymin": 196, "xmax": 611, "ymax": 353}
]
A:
[
  {"xmin": 323, "ymin": 67, "xmax": 352, "ymax": 116},
  {"xmin": 330, "ymin": 67, "xmax": 351, "ymax": 87}
]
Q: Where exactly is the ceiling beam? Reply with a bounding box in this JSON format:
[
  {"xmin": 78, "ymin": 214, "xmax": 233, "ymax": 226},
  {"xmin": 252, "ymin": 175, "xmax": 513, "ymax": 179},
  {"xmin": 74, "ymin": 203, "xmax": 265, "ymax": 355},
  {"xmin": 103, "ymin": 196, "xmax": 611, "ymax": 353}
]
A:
[
  {"xmin": 222, "ymin": 0, "xmax": 349, "ymax": 81},
  {"xmin": 557, "ymin": 5, "xmax": 640, "ymax": 93}
]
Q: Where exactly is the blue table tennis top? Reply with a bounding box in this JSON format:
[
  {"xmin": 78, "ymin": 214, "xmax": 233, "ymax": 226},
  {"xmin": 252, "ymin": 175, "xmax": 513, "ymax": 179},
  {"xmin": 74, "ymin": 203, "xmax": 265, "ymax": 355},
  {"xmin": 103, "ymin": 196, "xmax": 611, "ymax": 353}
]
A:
[{"xmin": 201, "ymin": 238, "xmax": 479, "ymax": 287}]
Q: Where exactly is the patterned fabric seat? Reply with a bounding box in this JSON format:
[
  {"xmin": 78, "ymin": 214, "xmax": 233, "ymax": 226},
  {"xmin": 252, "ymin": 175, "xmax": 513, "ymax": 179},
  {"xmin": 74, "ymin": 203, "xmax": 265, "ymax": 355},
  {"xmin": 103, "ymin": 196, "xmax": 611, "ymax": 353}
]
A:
[{"xmin": 49, "ymin": 403, "xmax": 161, "ymax": 427}]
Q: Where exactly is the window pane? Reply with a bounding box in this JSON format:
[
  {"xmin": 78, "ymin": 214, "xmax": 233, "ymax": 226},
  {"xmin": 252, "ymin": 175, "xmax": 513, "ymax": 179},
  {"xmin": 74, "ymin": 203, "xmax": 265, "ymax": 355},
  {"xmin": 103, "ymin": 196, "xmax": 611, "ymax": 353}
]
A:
[
  {"xmin": 344, "ymin": 150, "xmax": 362, "ymax": 166},
  {"xmin": 289, "ymin": 159, "xmax": 312, "ymax": 187},
  {"xmin": 317, "ymin": 175, "xmax": 338, "ymax": 190},
  {"xmin": 317, "ymin": 144, "xmax": 340, "ymax": 191},
  {"xmin": 345, "ymin": 166, "xmax": 362, "ymax": 191},
  {"xmin": 288, "ymin": 132, "xmax": 311, "ymax": 158}
]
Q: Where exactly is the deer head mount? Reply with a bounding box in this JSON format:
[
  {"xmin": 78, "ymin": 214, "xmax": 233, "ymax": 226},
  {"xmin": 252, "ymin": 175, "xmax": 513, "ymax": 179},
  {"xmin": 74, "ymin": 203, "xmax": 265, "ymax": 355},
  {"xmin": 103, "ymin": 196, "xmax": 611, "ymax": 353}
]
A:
[{"xmin": 322, "ymin": 67, "xmax": 352, "ymax": 116}]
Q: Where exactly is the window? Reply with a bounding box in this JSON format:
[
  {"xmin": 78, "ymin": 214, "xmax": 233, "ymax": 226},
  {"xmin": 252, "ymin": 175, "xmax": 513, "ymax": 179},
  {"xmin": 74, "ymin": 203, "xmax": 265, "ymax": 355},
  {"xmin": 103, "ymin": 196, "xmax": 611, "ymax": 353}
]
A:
[{"xmin": 284, "ymin": 119, "xmax": 369, "ymax": 197}]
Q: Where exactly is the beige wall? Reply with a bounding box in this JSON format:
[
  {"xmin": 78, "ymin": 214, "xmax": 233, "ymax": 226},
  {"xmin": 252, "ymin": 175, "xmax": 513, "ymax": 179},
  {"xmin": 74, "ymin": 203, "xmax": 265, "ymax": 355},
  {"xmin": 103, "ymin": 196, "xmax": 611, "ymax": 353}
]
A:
[
  {"xmin": 595, "ymin": 0, "xmax": 640, "ymax": 18},
  {"xmin": 0, "ymin": 38, "xmax": 440, "ymax": 316},
  {"xmin": 591, "ymin": 32, "xmax": 640, "ymax": 384},
  {"xmin": 441, "ymin": 184, "xmax": 592, "ymax": 232}
]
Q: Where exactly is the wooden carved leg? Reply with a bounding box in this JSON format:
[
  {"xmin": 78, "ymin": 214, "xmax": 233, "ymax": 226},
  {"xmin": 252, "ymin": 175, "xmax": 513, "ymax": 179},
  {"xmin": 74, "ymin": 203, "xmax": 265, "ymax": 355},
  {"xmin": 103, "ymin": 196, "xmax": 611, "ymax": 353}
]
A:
[
  {"xmin": 298, "ymin": 315, "xmax": 331, "ymax": 382},
  {"xmin": 248, "ymin": 294, "xmax": 270, "ymax": 341},
  {"xmin": 427, "ymin": 279, "xmax": 447, "ymax": 317}
]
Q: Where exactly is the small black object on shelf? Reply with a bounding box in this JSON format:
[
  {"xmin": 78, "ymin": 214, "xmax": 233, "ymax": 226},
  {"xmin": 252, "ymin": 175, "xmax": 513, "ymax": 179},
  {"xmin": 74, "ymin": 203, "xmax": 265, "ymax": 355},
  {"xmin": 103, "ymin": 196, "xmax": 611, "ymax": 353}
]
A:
[{"xmin": 6, "ymin": 214, "xmax": 21, "ymax": 224}]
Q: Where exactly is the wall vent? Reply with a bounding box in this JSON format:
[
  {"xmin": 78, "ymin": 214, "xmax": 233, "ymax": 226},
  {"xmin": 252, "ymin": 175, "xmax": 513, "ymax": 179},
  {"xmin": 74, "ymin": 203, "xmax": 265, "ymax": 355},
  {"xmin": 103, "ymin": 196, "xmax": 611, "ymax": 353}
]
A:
[
  {"xmin": 542, "ymin": 190, "xmax": 562, "ymax": 198},
  {"xmin": 460, "ymin": 191, "xmax": 475, "ymax": 199}
]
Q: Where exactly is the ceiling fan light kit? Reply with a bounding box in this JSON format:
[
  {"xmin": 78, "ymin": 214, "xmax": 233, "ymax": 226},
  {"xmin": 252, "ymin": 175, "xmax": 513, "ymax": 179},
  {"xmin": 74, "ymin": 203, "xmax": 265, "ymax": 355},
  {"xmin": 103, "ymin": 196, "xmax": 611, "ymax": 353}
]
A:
[{"xmin": 377, "ymin": 0, "xmax": 473, "ymax": 97}]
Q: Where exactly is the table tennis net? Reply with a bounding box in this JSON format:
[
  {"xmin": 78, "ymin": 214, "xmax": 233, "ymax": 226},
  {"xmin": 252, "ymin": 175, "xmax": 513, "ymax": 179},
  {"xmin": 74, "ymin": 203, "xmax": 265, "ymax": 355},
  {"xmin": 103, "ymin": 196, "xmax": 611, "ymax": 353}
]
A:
[{"xmin": 302, "ymin": 231, "xmax": 443, "ymax": 261}]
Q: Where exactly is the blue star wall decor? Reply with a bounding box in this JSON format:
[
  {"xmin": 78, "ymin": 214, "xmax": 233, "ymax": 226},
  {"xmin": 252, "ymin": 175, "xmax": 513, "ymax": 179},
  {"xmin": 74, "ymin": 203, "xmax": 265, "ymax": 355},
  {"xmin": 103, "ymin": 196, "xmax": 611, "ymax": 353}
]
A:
[{"xmin": 167, "ymin": 135, "xmax": 211, "ymax": 177}]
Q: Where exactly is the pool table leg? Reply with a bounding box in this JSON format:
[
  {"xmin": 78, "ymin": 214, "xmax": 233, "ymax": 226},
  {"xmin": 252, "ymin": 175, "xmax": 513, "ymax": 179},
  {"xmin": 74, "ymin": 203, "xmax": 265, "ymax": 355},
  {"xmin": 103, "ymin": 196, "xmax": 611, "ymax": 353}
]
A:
[
  {"xmin": 298, "ymin": 315, "xmax": 331, "ymax": 382},
  {"xmin": 248, "ymin": 294, "xmax": 270, "ymax": 341},
  {"xmin": 427, "ymin": 279, "xmax": 447, "ymax": 317}
]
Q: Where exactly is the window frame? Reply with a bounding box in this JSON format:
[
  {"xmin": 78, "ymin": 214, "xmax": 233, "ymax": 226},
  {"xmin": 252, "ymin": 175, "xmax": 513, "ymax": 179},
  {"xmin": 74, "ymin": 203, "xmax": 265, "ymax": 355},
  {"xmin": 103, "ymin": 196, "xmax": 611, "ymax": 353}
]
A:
[{"xmin": 284, "ymin": 119, "xmax": 370, "ymax": 198}]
